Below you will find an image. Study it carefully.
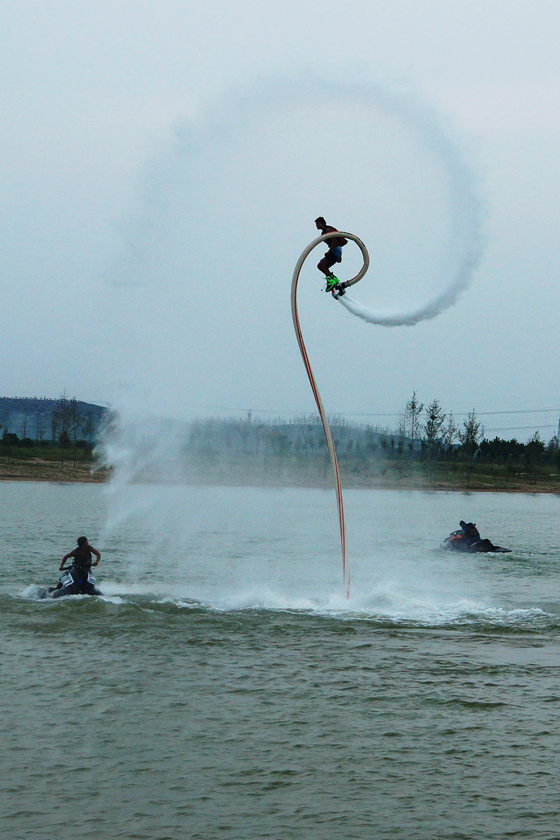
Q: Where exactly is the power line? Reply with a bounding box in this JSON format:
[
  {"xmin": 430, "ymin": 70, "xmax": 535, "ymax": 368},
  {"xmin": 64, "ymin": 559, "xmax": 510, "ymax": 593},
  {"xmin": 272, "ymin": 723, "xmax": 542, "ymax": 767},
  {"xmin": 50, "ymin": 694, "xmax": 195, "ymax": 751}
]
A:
[
  {"xmin": 461, "ymin": 408, "xmax": 559, "ymax": 416},
  {"xmin": 208, "ymin": 404, "xmax": 559, "ymax": 420},
  {"xmin": 206, "ymin": 404, "xmax": 559, "ymax": 439},
  {"xmin": 484, "ymin": 424, "xmax": 557, "ymax": 433}
]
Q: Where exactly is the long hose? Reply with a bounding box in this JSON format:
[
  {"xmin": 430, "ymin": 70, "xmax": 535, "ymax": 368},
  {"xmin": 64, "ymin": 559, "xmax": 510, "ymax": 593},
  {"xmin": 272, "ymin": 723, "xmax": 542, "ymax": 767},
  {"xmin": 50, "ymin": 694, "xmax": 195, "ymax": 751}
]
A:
[{"xmin": 291, "ymin": 232, "xmax": 370, "ymax": 598}]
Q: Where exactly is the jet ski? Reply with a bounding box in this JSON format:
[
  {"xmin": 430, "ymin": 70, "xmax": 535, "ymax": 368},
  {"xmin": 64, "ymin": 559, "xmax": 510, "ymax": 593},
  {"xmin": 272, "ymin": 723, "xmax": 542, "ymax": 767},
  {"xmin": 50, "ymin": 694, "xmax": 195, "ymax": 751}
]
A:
[
  {"xmin": 441, "ymin": 529, "xmax": 511, "ymax": 554},
  {"xmin": 38, "ymin": 565, "xmax": 102, "ymax": 599}
]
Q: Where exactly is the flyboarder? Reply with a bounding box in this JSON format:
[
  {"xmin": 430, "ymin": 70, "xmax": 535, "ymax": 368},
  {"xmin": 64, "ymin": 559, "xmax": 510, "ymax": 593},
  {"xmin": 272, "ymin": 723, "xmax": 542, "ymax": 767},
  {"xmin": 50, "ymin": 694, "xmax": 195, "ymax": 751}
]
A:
[{"xmin": 314, "ymin": 217, "xmax": 348, "ymax": 293}]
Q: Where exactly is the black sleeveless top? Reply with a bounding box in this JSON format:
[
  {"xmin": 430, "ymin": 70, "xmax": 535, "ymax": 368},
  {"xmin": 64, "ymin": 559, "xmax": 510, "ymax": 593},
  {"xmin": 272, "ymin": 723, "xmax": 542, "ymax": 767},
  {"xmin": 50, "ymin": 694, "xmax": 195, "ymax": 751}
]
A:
[{"xmin": 72, "ymin": 546, "xmax": 93, "ymax": 571}]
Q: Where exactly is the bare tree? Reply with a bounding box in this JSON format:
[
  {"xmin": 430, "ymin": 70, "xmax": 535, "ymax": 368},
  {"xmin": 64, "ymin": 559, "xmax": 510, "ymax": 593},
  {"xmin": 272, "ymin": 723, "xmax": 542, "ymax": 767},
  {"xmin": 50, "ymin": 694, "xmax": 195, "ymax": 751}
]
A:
[
  {"xmin": 442, "ymin": 412, "xmax": 458, "ymax": 452},
  {"xmin": 400, "ymin": 391, "xmax": 424, "ymax": 452},
  {"xmin": 53, "ymin": 392, "xmax": 73, "ymax": 464},
  {"xmin": 67, "ymin": 398, "xmax": 85, "ymax": 465}
]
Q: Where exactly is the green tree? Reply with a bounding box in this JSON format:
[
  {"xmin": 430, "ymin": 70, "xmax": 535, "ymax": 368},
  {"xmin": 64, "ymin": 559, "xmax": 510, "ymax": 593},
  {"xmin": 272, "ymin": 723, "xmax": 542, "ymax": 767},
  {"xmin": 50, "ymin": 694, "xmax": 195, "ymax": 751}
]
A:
[
  {"xmin": 423, "ymin": 400, "xmax": 446, "ymax": 452},
  {"xmin": 525, "ymin": 432, "xmax": 545, "ymax": 465},
  {"xmin": 459, "ymin": 410, "xmax": 481, "ymax": 456}
]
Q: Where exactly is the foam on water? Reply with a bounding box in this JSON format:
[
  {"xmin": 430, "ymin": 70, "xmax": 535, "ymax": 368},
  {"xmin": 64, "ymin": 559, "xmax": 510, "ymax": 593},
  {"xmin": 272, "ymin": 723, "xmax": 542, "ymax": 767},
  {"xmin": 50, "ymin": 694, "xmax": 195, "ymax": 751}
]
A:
[
  {"xmin": 17, "ymin": 570, "xmax": 554, "ymax": 632},
  {"xmin": 17, "ymin": 584, "xmax": 126, "ymax": 606},
  {"xmin": 83, "ymin": 480, "xmax": 556, "ymax": 630}
]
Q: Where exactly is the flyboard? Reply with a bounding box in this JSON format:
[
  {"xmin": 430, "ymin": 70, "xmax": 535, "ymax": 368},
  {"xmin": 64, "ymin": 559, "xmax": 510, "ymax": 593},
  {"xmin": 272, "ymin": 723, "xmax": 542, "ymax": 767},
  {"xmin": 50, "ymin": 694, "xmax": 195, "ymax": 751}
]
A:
[{"xmin": 291, "ymin": 231, "xmax": 369, "ymax": 599}]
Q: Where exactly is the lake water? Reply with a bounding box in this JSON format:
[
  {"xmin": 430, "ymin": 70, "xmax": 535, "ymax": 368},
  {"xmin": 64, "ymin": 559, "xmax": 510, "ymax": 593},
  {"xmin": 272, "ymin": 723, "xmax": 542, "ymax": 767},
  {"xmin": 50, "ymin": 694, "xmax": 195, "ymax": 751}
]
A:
[{"xmin": 1, "ymin": 481, "xmax": 560, "ymax": 839}]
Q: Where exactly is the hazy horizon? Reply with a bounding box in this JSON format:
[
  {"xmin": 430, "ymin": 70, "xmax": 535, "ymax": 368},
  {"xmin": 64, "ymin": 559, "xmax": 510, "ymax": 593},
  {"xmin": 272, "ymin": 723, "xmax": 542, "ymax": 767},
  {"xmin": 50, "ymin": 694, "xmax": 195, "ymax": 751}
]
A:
[{"xmin": 2, "ymin": 1, "xmax": 559, "ymax": 441}]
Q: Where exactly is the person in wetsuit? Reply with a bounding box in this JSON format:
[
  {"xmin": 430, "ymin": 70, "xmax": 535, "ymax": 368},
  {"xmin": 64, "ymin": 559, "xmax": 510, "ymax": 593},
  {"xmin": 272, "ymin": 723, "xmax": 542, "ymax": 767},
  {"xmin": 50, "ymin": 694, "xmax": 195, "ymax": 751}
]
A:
[{"xmin": 315, "ymin": 217, "xmax": 347, "ymax": 291}]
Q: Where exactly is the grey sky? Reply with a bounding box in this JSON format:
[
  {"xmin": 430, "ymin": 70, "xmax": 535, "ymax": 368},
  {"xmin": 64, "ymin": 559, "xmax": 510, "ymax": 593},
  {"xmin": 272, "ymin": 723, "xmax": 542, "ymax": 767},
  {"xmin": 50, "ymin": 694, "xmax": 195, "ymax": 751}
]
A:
[{"xmin": 2, "ymin": 0, "xmax": 559, "ymax": 440}]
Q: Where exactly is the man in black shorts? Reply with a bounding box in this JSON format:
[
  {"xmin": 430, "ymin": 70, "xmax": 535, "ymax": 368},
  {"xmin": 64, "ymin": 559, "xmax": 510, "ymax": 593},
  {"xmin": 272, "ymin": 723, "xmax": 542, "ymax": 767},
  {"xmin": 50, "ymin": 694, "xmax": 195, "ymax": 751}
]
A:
[{"xmin": 315, "ymin": 217, "xmax": 347, "ymax": 292}]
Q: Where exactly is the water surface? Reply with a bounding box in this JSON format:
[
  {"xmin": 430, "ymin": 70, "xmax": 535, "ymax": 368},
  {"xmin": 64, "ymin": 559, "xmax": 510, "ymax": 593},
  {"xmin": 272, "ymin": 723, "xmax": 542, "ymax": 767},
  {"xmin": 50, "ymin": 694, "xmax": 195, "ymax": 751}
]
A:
[{"xmin": 2, "ymin": 482, "xmax": 559, "ymax": 839}]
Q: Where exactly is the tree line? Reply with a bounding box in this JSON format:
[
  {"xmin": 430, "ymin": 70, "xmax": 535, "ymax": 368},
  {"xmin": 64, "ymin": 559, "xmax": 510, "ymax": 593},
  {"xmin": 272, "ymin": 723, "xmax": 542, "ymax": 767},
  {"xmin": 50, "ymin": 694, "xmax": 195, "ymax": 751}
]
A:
[
  {"xmin": 0, "ymin": 394, "xmax": 103, "ymax": 463},
  {"xmin": 3, "ymin": 392, "xmax": 557, "ymax": 475},
  {"xmin": 187, "ymin": 397, "xmax": 559, "ymax": 471},
  {"xmin": 398, "ymin": 391, "xmax": 559, "ymax": 467}
]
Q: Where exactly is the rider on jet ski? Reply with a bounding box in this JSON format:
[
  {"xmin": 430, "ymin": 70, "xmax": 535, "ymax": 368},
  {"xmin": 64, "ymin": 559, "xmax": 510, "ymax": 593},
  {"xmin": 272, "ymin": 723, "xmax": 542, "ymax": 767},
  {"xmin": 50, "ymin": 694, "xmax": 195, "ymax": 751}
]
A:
[
  {"xmin": 442, "ymin": 521, "xmax": 510, "ymax": 553},
  {"xmin": 38, "ymin": 536, "xmax": 103, "ymax": 599},
  {"xmin": 49, "ymin": 536, "xmax": 102, "ymax": 597},
  {"xmin": 60, "ymin": 535, "xmax": 101, "ymax": 574},
  {"xmin": 459, "ymin": 520, "xmax": 481, "ymax": 546}
]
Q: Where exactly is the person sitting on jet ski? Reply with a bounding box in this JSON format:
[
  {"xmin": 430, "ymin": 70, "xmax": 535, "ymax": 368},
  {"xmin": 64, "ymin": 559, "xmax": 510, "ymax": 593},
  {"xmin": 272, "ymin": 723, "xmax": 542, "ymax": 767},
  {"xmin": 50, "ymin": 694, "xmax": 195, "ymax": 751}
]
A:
[
  {"xmin": 60, "ymin": 535, "xmax": 101, "ymax": 573},
  {"xmin": 459, "ymin": 520, "xmax": 481, "ymax": 545}
]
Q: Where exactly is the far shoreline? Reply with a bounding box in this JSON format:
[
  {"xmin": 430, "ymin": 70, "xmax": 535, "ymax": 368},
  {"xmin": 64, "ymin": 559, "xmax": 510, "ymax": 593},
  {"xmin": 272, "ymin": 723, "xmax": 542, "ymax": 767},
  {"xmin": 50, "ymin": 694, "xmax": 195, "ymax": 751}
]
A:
[{"xmin": 0, "ymin": 456, "xmax": 558, "ymax": 495}]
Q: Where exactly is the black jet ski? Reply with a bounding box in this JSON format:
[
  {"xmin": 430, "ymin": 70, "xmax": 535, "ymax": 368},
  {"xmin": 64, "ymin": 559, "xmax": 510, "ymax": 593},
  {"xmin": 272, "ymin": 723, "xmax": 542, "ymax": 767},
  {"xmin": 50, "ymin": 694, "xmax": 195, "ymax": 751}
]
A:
[
  {"xmin": 38, "ymin": 565, "xmax": 102, "ymax": 599},
  {"xmin": 441, "ymin": 529, "xmax": 511, "ymax": 554}
]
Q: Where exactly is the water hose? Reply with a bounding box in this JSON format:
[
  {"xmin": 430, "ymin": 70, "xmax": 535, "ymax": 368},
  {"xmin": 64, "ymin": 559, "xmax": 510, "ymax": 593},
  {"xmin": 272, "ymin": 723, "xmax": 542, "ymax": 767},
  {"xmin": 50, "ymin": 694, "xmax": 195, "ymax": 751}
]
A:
[{"xmin": 291, "ymin": 231, "xmax": 370, "ymax": 598}]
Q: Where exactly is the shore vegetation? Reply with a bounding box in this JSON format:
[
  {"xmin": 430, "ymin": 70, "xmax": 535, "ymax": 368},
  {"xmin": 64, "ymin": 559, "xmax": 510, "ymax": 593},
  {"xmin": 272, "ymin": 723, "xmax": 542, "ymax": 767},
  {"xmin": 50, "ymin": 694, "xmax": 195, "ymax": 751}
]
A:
[{"xmin": 1, "ymin": 393, "xmax": 558, "ymax": 493}]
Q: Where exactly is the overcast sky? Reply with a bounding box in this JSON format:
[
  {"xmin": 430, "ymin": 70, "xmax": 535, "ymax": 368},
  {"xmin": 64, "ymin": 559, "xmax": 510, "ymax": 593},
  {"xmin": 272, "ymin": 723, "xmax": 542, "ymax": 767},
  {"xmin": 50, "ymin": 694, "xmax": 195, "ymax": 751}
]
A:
[{"xmin": 2, "ymin": 0, "xmax": 559, "ymax": 440}]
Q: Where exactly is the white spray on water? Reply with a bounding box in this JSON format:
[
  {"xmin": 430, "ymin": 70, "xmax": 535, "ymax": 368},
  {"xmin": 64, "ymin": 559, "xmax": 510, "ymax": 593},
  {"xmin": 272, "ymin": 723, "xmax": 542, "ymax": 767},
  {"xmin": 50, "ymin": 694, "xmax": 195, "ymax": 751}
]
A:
[{"xmin": 100, "ymin": 78, "xmax": 484, "ymax": 611}]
